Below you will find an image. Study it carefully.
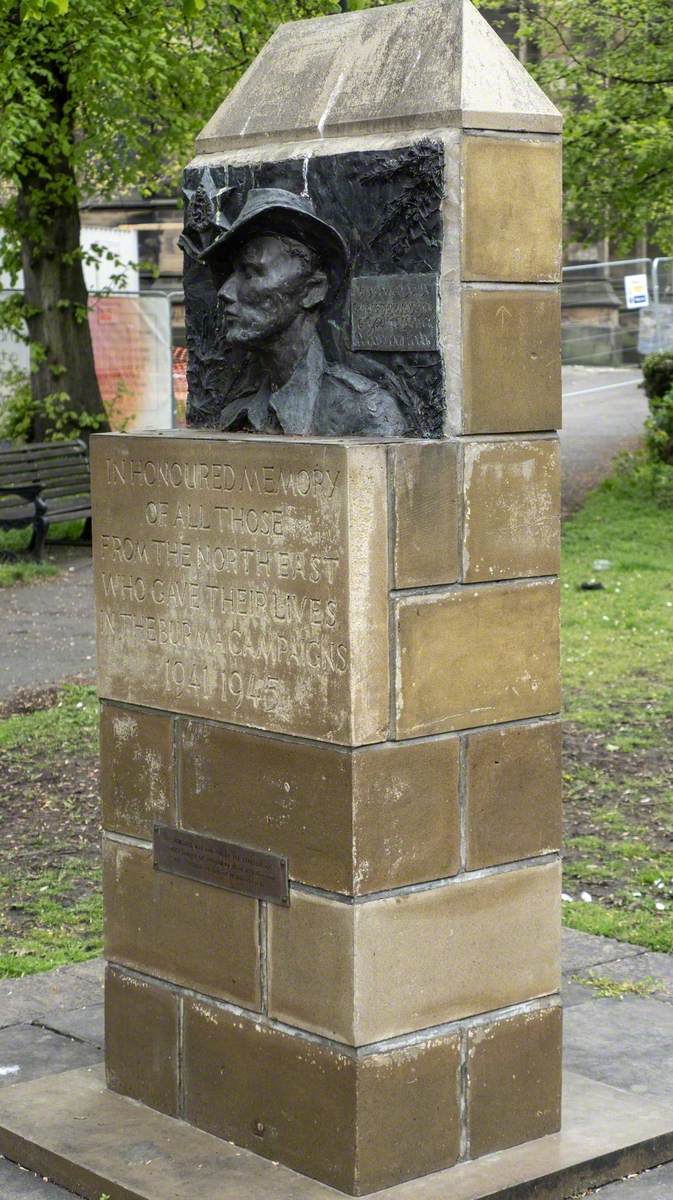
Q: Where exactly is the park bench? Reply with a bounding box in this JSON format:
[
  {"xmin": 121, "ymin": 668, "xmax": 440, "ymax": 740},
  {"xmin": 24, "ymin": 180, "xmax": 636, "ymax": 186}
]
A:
[{"xmin": 0, "ymin": 439, "xmax": 91, "ymax": 562}]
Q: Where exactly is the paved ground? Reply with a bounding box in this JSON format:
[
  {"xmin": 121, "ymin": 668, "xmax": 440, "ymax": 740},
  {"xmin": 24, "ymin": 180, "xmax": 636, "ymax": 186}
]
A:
[
  {"xmin": 560, "ymin": 365, "xmax": 647, "ymax": 516},
  {"xmin": 2, "ymin": 931, "xmax": 673, "ymax": 1196},
  {"xmin": 0, "ymin": 547, "xmax": 95, "ymax": 702}
]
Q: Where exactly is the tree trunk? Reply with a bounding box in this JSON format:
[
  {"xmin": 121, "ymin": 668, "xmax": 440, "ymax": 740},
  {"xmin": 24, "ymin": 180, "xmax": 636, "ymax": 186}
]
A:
[{"xmin": 17, "ymin": 175, "xmax": 108, "ymax": 444}]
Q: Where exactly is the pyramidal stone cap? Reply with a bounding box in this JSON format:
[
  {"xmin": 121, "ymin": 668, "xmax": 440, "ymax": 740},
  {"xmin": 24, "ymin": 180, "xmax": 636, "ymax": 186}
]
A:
[{"xmin": 196, "ymin": 0, "xmax": 562, "ymax": 154}]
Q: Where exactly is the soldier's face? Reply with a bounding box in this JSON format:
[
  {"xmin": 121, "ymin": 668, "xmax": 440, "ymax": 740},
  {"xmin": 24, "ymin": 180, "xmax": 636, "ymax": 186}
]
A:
[{"xmin": 218, "ymin": 235, "xmax": 312, "ymax": 348}]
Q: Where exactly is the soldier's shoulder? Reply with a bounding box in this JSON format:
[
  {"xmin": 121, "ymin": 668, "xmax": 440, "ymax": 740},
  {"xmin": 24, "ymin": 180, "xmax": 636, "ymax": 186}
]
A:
[
  {"xmin": 321, "ymin": 360, "xmax": 408, "ymax": 434},
  {"xmin": 324, "ymin": 359, "xmax": 382, "ymax": 395}
]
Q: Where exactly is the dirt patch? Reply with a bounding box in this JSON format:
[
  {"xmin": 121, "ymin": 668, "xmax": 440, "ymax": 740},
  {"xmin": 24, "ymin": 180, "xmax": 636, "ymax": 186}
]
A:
[
  {"xmin": 565, "ymin": 722, "xmax": 673, "ymax": 793},
  {"xmin": 0, "ymin": 685, "xmax": 62, "ymax": 719},
  {"xmin": 0, "ymin": 750, "xmax": 100, "ymax": 937},
  {"xmin": 0, "ymin": 753, "xmax": 100, "ymax": 869},
  {"xmin": 0, "ymin": 686, "xmax": 101, "ymax": 971},
  {"xmin": 563, "ymin": 722, "xmax": 673, "ymax": 906}
]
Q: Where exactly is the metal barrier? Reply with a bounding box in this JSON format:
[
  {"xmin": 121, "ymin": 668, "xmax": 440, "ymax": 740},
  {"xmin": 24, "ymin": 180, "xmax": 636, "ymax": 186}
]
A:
[
  {"xmin": 562, "ymin": 257, "xmax": 673, "ymax": 366},
  {"xmin": 0, "ymin": 289, "xmax": 175, "ymax": 430},
  {"xmin": 4, "ymin": 264, "xmax": 673, "ymax": 421}
]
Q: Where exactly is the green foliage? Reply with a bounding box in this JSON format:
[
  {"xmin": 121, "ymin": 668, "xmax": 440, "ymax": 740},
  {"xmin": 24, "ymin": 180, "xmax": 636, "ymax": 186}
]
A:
[
  {"xmin": 0, "ymin": 356, "xmax": 33, "ymax": 442},
  {"xmin": 0, "ymin": 0, "xmax": 396, "ymax": 271},
  {"xmin": 0, "ymin": 0, "xmax": 348, "ymax": 250},
  {"xmin": 642, "ymin": 352, "xmax": 673, "ymax": 402},
  {"xmin": 612, "ymin": 449, "xmax": 673, "ymax": 505},
  {"xmin": 476, "ymin": 0, "xmax": 673, "ymax": 252},
  {"xmin": 1, "ymin": 0, "xmax": 375, "ymax": 437},
  {"xmin": 0, "ymin": 376, "xmax": 112, "ymax": 443},
  {"xmin": 637, "ymin": 354, "xmax": 673, "ymax": 465},
  {"xmin": 646, "ymin": 387, "xmax": 673, "ymax": 464},
  {"xmin": 0, "ymin": 356, "xmax": 129, "ymax": 442}
]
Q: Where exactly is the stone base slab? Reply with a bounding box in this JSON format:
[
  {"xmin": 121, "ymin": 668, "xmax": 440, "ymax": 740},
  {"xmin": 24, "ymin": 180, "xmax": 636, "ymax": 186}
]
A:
[{"xmin": 1, "ymin": 1066, "xmax": 673, "ymax": 1200}]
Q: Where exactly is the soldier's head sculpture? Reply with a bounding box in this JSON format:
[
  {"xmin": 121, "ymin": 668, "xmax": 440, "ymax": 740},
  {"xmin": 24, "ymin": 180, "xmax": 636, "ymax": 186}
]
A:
[{"xmin": 198, "ymin": 188, "xmax": 408, "ymax": 437}]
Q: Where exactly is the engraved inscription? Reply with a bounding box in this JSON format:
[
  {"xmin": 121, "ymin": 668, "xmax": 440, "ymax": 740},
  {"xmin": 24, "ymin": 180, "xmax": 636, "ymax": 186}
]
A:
[
  {"xmin": 91, "ymin": 435, "xmax": 388, "ymax": 743},
  {"xmin": 351, "ymin": 274, "xmax": 438, "ymax": 352},
  {"xmin": 154, "ymin": 825, "xmax": 289, "ymax": 905}
]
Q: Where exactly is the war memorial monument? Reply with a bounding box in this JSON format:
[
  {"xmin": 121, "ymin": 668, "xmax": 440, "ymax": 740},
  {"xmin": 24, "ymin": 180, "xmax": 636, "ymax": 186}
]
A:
[{"xmin": 1, "ymin": 2, "xmax": 673, "ymax": 1198}]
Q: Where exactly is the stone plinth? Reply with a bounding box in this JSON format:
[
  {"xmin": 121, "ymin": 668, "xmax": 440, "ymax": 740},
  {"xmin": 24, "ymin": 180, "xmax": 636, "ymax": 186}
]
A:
[
  {"xmin": 92, "ymin": 0, "xmax": 564, "ymax": 1192},
  {"xmin": 93, "ymin": 429, "xmax": 562, "ymax": 1195}
]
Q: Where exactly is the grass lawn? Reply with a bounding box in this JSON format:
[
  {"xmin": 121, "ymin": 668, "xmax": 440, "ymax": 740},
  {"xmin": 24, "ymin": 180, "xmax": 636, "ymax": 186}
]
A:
[
  {"xmin": 0, "ymin": 684, "xmax": 101, "ymax": 977},
  {"xmin": 562, "ymin": 470, "xmax": 673, "ymax": 951},
  {"xmin": 0, "ymin": 470, "xmax": 671, "ymax": 977},
  {"xmin": 0, "ymin": 520, "xmax": 87, "ymax": 587},
  {"xmin": 0, "ymin": 525, "xmax": 58, "ymax": 587}
]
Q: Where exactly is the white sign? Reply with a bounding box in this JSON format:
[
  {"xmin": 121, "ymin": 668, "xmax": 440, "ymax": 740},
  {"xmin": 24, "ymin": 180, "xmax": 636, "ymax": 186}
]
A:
[
  {"xmin": 81, "ymin": 227, "xmax": 139, "ymax": 293},
  {"xmin": 624, "ymin": 273, "xmax": 649, "ymax": 310},
  {"xmin": 2, "ymin": 227, "xmax": 139, "ymax": 294}
]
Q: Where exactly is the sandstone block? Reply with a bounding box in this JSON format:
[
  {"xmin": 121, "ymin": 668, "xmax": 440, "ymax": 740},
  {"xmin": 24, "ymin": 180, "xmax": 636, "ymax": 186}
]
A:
[
  {"xmin": 462, "ymin": 438, "xmax": 560, "ymax": 582},
  {"xmin": 195, "ymin": 2, "xmax": 462, "ymax": 151},
  {"xmin": 462, "ymin": 137, "xmax": 562, "ymax": 282},
  {"xmin": 92, "ymin": 435, "xmax": 389, "ymax": 747},
  {"xmin": 462, "ymin": 287, "xmax": 562, "ymax": 434},
  {"xmin": 390, "ymin": 441, "xmax": 459, "ymax": 588},
  {"xmin": 268, "ymin": 862, "xmax": 561, "ymax": 1045},
  {"xmin": 351, "ymin": 737, "xmax": 460, "ymax": 893},
  {"xmin": 179, "ymin": 721, "xmax": 459, "ymax": 895},
  {"xmin": 466, "ymin": 720, "xmax": 562, "ymax": 869},
  {"xmin": 105, "ymin": 965, "xmax": 178, "ymax": 1117},
  {"xmin": 467, "ymin": 1003, "xmax": 563, "ymax": 1157},
  {"xmin": 103, "ymin": 837, "xmax": 260, "ymax": 1009},
  {"xmin": 183, "ymin": 997, "xmax": 460, "ymax": 1194},
  {"xmin": 395, "ymin": 579, "xmax": 560, "ymax": 739},
  {"xmin": 100, "ymin": 702, "xmax": 175, "ymax": 839}
]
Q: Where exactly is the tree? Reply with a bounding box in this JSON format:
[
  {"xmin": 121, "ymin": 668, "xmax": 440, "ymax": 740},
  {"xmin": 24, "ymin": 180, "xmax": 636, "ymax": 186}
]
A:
[
  {"xmin": 0, "ymin": 0, "xmax": 358, "ymax": 441},
  {"xmin": 478, "ymin": 0, "xmax": 673, "ymax": 254}
]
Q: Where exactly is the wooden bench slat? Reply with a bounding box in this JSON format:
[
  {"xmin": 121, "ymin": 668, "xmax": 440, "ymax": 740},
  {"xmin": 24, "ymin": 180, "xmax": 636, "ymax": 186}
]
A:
[
  {"xmin": 47, "ymin": 506, "xmax": 92, "ymax": 522},
  {"xmin": 0, "ymin": 496, "xmax": 34, "ymax": 514},
  {"xmin": 39, "ymin": 465, "xmax": 90, "ymax": 477},
  {"xmin": 41, "ymin": 489, "xmax": 90, "ymax": 504},
  {"xmin": 30, "ymin": 455, "xmax": 87, "ymax": 469},
  {"xmin": 28, "ymin": 440, "xmax": 86, "ymax": 454},
  {"xmin": 0, "ymin": 445, "xmax": 85, "ymax": 463},
  {"xmin": 0, "ymin": 511, "xmax": 34, "ymax": 525},
  {"xmin": 0, "ymin": 472, "xmax": 41, "ymax": 486},
  {"xmin": 41, "ymin": 470, "xmax": 90, "ymax": 483},
  {"xmin": 29, "ymin": 452, "xmax": 89, "ymax": 466},
  {"xmin": 47, "ymin": 499, "xmax": 91, "ymax": 513}
]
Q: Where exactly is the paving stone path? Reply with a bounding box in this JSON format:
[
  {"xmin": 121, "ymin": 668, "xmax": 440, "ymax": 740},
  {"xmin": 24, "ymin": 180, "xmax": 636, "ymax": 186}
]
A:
[
  {"xmin": 0, "ymin": 960, "xmax": 103, "ymax": 1197},
  {"xmin": 2, "ymin": 931, "xmax": 673, "ymax": 1196},
  {"xmin": 0, "ymin": 548, "xmax": 95, "ymax": 701}
]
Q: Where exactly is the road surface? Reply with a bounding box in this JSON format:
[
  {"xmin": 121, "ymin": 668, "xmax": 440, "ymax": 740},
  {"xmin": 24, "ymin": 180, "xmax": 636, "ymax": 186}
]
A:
[{"xmin": 560, "ymin": 365, "xmax": 647, "ymax": 515}]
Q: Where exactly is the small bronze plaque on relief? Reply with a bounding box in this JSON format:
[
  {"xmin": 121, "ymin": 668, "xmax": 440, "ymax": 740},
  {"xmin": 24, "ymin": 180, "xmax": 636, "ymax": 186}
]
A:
[
  {"xmin": 351, "ymin": 273, "xmax": 438, "ymax": 352},
  {"xmin": 153, "ymin": 826, "xmax": 289, "ymax": 905}
]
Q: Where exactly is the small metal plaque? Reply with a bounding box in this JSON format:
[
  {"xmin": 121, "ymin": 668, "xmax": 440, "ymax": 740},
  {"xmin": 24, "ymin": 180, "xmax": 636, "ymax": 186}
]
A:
[
  {"xmin": 351, "ymin": 273, "xmax": 438, "ymax": 352},
  {"xmin": 153, "ymin": 826, "xmax": 289, "ymax": 905}
]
